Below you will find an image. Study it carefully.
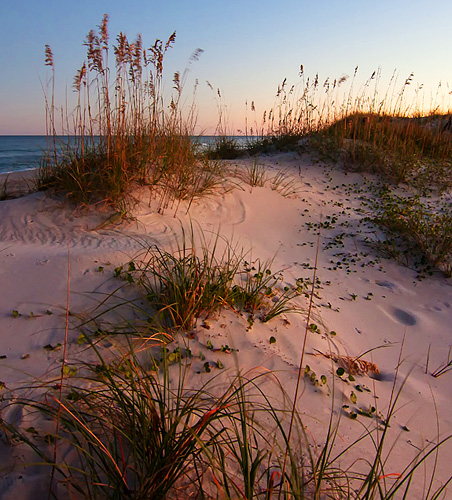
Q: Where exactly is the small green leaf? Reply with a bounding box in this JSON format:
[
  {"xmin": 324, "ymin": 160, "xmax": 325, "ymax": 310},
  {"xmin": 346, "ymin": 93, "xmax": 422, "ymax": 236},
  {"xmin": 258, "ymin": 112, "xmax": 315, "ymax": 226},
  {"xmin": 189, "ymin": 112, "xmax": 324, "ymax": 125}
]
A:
[
  {"xmin": 167, "ymin": 353, "xmax": 176, "ymax": 363},
  {"xmin": 12, "ymin": 310, "xmax": 20, "ymax": 318},
  {"xmin": 320, "ymin": 374, "xmax": 327, "ymax": 385},
  {"xmin": 336, "ymin": 367, "xmax": 345, "ymax": 377},
  {"xmin": 46, "ymin": 309, "xmax": 53, "ymax": 315},
  {"xmin": 199, "ymin": 352, "xmax": 205, "ymax": 361},
  {"xmin": 77, "ymin": 333, "xmax": 86, "ymax": 345},
  {"xmin": 349, "ymin": 411, "xmax": 358, "ymax": 420},
  {"xmin": 97, "ymin": 266, "xmax": 104, "ymax": 272},
  {"xmin": 114, "ymin": 266, "xmax": 123, "ymax": 277},
  {"xmin": 128, "ymin": 261, "xmax": 136, "ymax": 272},
  {"xmin": 216, "ymin": 360, "xmax": 224, "ymax": 369},
  {"xmin": 206, "ymin": 340, "xmax": 213, "ymax": 350},
  {"xmin": 21, "ymin": 354, "xmax": 30, "ymax": 360},
  {"xmin": 330, "ymin": 330, "xmax": 337, "ymax": 336},
  {"xmin": 62, "ymin": 365, "xmax": 77, "ymax": 376},
  {"xmin": 402, "ymin": 425, "xmax": 410, "ymax": 432},
  {"xmin": 348, "ymin": 374, "xmax": 355, "ymax": 382},
  {"xmin": 350, "ymin": 391, "xmax": 357, "ymax": 404},
  {"xmin": 269, "ymin": 336, "xmax": 276, "ymax": 344},
  {"xmin": 203, "ymin": 362, "xmax": 211, "ymax": 373}
]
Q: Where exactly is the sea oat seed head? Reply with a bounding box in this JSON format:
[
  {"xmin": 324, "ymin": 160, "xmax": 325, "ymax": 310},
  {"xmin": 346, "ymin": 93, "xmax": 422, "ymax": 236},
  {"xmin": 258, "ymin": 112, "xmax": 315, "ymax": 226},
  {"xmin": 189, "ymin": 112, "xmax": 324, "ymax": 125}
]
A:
[{"xmin": 44, "ymin": 45, "xmax": 54, "ymax": 67}]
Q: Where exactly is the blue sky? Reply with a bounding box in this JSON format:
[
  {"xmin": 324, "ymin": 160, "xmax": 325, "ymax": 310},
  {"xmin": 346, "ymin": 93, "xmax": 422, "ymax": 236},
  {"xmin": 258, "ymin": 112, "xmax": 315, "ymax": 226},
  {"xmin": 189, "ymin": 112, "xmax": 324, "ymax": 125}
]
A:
[{"xmin": 1, "ymin": 0, "xmax": 451, "ymax": 134}]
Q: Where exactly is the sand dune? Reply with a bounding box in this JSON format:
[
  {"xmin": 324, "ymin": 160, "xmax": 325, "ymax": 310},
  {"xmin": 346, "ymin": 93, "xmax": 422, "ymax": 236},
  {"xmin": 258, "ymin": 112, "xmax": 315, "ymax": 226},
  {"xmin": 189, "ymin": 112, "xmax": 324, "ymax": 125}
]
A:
[{"xmin": 0, "ymin": 152, "xmax": 451, "ymax": 498}]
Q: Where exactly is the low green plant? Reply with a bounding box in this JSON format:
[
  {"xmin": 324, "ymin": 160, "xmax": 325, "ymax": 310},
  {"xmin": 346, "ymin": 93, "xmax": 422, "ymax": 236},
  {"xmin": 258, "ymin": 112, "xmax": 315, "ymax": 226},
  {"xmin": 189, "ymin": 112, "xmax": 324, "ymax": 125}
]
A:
[{"xmin": 231, "ymin": 259, "xmax": 305, "ymax": 324}]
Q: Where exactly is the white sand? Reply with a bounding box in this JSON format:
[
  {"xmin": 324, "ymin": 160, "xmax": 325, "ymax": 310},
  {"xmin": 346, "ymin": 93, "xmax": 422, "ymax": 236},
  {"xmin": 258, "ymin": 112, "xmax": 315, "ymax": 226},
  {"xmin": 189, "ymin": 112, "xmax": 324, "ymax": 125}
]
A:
[{"xmin": 0, "ymin": 152, "xmax": 451, "ymax": 498}]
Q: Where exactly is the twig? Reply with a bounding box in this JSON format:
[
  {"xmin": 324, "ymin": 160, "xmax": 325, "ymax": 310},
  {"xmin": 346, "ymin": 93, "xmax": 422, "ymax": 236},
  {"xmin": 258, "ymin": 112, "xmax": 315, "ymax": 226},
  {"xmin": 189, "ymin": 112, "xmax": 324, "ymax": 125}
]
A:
[{"xmin": 425, "ymin": 343, "xmax": 431, "ymax": 375}]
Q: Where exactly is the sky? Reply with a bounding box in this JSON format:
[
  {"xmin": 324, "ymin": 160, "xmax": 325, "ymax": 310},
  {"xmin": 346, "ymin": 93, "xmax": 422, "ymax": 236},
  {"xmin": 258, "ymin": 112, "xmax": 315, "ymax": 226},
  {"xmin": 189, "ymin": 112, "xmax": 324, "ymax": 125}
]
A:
[{"xmin": 1, "ymin": 0, "xmax": 452, "ymax": 135}]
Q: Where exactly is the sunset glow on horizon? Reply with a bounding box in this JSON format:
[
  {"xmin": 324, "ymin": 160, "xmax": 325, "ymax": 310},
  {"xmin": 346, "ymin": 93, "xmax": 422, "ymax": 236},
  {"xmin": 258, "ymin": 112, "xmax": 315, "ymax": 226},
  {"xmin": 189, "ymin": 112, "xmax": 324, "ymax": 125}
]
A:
[{"xmin": 2, "ymin": 0, "xmax": 452, "ymax": 135}]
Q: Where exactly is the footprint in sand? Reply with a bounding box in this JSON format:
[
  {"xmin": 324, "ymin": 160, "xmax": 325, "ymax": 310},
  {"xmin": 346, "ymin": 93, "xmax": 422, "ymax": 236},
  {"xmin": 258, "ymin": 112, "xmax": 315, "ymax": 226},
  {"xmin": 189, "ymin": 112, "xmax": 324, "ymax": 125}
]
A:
[
  {"xmin": 380, "ymin": 306, "xmax": 417, "ymax": 326},
  {"xmin": 375, "ymin": 279, "xmax": 416, "ymax": 297},
  {"xmin": 392, "ymin": 308, "xmax": 417, "ymax": 326}
]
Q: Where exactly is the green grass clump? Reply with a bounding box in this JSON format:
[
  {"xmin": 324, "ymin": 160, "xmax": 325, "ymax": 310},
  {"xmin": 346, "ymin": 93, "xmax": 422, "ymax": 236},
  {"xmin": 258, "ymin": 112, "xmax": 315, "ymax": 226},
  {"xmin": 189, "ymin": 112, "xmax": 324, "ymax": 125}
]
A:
[
  {"xmin": 232, "ymin": 259, "xmax": 306, "ymax": 324},
  {"xmin": 108, "ymin": 229, "xmax": 305, "ymax": 334},
  {"xmin": 130, "ymin": 231, "xmax": 242, "ymax": 331},
  {"xmin": 3, "ymin": 344, "xmax": 225, "ymax": 499}
]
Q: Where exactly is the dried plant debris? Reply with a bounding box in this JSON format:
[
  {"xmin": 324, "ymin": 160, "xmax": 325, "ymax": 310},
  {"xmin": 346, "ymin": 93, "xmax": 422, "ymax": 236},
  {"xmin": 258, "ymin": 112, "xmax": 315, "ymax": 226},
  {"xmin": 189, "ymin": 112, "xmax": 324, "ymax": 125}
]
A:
[{"xmin": 312, "ymin": 349, "xmax": 380, "ymax": 376}]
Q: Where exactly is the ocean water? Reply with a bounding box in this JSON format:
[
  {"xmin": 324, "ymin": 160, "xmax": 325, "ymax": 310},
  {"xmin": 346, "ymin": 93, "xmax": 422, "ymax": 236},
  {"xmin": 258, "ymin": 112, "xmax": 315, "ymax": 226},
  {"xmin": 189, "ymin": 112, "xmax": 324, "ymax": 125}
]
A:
[
  {"xmin": 0, "ymin": 136, "xmax": 50, "ymax": 174},
  {"xmin": 0, "ymin": 136, "xmax": 250, "ymax": 175}
]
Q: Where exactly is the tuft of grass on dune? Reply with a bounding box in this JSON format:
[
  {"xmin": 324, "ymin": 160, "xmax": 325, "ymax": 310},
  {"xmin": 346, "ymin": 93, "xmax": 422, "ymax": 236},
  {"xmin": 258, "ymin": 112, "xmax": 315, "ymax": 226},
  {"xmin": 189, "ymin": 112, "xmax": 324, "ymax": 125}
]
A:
[
  {"xmin": 310, "ymin": 112, "xmax": 452, "ymax": 186},
  {"xmin": 79, "ymin": 226, "xmax": 307, "ymax": 337},
  {"xmin": 38, "ymin": 16, "xmax": 221, "ymax": 215}
]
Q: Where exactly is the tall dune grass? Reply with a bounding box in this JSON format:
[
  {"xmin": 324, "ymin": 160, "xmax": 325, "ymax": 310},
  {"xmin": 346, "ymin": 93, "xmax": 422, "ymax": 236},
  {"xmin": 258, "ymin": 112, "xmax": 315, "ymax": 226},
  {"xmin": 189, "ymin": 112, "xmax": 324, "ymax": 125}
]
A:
[{"xmin": 39, "ymin": 15, "xmax": 219, "ymax": 214}]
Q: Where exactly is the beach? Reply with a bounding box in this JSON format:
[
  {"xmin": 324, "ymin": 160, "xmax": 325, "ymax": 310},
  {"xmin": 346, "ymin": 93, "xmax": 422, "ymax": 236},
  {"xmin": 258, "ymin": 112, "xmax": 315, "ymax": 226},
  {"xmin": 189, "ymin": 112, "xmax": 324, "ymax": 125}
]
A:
[{"xmin": 0, "ymin": 151, "xmax": 451, "ymax": 498}]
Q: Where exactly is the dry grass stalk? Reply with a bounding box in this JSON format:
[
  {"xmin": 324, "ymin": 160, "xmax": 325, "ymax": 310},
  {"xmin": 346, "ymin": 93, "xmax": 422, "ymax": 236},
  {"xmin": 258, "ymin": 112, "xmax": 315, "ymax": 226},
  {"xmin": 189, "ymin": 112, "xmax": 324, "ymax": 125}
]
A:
[{"xmin": 313, "ymin": 349, "xmax": 380, "ymax": 376}]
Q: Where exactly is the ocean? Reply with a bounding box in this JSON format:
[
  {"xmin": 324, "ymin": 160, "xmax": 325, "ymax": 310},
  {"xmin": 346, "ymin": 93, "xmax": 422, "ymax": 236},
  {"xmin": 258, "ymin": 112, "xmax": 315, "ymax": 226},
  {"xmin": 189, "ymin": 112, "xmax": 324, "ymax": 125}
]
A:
[
  {"xmin": 0, "ymin": 136, "xmax": 50, "ymax": 174},
  {"xmin": 0, "ymin": 135, "xmax": 250, "ymax": 175}
]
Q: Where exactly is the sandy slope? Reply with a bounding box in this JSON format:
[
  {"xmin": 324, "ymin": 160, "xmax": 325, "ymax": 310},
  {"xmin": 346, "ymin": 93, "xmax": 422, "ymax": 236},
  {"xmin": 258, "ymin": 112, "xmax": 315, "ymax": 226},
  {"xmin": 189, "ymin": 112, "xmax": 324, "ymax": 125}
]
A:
[{"xmin": 0, "ymin": 152, "xmax": 451, "ymax": 498}]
